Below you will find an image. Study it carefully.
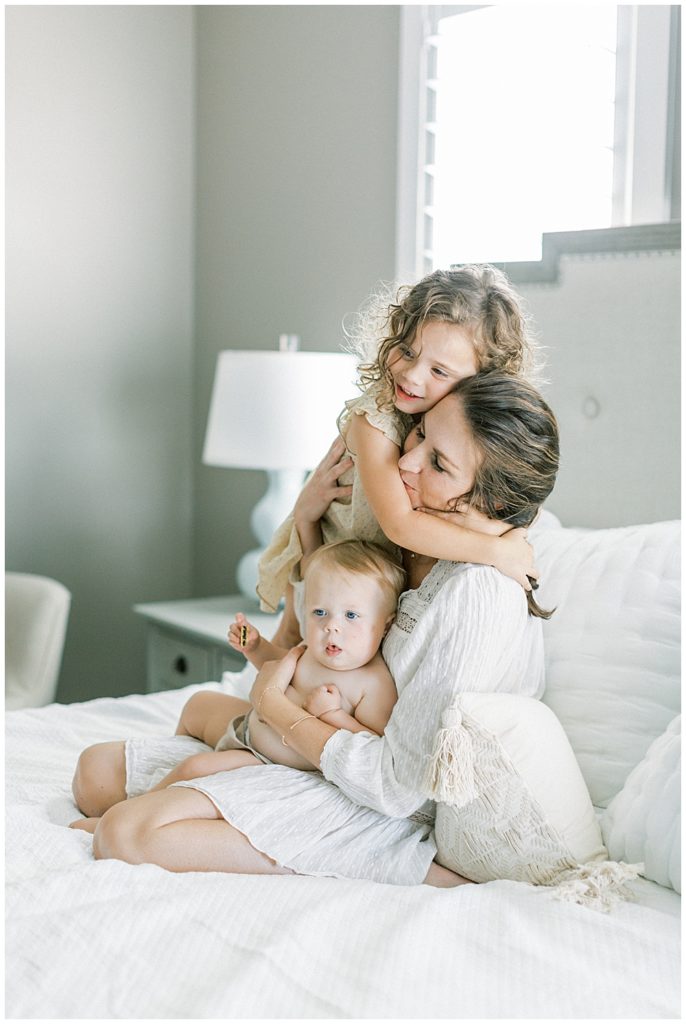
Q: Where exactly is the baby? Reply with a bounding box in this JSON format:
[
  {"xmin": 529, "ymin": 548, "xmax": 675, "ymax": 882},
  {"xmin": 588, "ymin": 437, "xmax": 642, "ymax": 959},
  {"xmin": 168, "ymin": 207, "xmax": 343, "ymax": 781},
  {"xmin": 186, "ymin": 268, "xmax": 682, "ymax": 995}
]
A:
[{"xmin": 190, "ymin": 539, "xmax": 404, "ymax": 775}]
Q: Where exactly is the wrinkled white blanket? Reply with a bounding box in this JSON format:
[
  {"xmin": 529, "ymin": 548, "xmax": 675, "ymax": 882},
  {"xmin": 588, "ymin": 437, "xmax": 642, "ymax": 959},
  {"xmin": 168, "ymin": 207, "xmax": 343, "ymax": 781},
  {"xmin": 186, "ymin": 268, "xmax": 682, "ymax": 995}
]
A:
[{"xmin": 6, "ymin": 683, "xmax": 680, "ymax": 1019}]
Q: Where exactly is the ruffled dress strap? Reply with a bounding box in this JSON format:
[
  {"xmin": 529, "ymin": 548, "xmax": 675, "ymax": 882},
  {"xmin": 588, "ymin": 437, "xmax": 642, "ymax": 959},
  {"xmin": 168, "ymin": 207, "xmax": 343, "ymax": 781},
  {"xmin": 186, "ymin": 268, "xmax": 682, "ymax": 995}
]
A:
[{"xmin": 338, "ymin": 384, "xmax": 413, "ymax": 449}]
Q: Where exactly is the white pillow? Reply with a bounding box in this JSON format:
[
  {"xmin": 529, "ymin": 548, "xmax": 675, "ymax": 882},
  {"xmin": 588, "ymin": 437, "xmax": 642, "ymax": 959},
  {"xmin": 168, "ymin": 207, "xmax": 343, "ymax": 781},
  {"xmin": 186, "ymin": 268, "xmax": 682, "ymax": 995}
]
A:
[
  {"xmin": 432, "ymin": 694, "xmax": 625, "ymax": 899},
  {"xmin": 533, "ymin": 521, "xmax": 680, "ymax": 808},
  {"xmin": 602, "ymin": 715, "xmax": 680, "ymax": 893}
]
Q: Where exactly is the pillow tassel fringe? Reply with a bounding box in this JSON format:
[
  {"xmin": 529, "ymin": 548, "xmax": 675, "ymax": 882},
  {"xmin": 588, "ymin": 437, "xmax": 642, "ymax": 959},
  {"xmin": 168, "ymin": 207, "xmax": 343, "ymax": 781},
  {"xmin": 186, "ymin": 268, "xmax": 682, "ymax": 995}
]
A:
[
  {"xmin": 425, "ymin": 706, "xmax": 477, "ymax": 807},
  {"xmin": 551, "ymin": 860, "xmax": 644, "ymax": 912}
]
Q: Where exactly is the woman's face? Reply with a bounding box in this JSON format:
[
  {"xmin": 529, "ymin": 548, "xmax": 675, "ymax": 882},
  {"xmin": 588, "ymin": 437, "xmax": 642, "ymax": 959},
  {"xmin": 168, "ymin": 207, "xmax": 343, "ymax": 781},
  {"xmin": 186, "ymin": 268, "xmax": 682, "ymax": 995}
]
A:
[{"xmin": 398, "ymin": 394, "xmax": 481, "ymax": 512}]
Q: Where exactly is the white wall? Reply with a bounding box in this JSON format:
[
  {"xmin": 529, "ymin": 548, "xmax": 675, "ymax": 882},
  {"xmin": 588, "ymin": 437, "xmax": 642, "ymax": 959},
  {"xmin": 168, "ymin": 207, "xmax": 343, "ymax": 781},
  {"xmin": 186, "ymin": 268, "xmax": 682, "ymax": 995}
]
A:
[
  {"xmin": 192, "ymin": 5, "xmax": 401, "ymax": 597},
  {"xmin": 6, "ymin": 5, "xmax": 195, "ymax": 701}
]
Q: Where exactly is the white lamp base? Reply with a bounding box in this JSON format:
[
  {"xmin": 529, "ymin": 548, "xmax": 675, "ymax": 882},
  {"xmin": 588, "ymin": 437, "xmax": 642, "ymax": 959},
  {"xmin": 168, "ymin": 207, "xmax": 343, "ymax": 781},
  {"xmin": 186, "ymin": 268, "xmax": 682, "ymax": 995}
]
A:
[{"xmin": 236, "ymin": 469, "xmax": 306, "ymax": 602}]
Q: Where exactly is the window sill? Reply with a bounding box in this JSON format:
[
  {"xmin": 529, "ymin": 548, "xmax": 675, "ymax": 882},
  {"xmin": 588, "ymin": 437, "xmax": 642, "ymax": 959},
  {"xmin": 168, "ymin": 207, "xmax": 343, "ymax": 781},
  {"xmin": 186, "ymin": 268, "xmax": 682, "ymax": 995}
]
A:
[{"xmin": 492, "ymin": 223, "xmax": 681, "ymax": 285}]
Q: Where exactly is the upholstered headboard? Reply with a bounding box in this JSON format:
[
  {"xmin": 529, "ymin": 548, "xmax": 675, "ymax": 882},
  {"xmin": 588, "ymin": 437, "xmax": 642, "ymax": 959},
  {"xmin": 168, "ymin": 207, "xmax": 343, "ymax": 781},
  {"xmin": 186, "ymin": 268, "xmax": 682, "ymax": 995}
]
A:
[{"xmin": 511, "ymin": 234, "xmax": 680, "ymax": 528}]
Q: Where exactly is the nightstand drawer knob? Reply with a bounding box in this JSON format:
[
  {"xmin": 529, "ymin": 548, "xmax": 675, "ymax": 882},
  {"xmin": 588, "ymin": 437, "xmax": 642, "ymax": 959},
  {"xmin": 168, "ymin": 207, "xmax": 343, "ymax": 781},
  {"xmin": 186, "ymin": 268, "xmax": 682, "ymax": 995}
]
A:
[{"xmin": 174, "ymin": 656, "xmax": 188, "ymax": 675}]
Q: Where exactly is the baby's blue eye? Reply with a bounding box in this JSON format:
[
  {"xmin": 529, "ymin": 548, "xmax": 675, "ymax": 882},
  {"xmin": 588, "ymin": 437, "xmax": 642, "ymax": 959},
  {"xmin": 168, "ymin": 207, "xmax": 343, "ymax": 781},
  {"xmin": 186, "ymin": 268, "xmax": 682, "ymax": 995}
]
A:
[
  {"xmin": 313, "ymin": 608, "xmax": 326, "ymax": 617},
  {"xmin": 345, "ymin": 611, "xmax": 359, "ymax": 620}
]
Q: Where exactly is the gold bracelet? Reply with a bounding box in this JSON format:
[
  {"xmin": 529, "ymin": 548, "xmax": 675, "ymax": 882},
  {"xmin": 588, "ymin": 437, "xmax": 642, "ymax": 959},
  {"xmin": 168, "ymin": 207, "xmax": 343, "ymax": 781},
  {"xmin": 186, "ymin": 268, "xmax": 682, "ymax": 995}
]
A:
[
  {"xmin": 256, "ymin": 685, "xmax": 281, "ymax": 718},
  {"xmin": 281, "ymin": 713, "xmax": 316, "ymax": 746}
]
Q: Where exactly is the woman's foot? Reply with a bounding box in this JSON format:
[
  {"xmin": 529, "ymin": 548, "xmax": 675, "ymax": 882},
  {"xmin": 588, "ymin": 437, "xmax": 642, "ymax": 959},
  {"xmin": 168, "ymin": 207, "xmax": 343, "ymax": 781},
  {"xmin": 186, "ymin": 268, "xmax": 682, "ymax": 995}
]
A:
[
  {"xmin": 424, "ymin": 861, "xmax": 473, "ymax": 887},
  {"xmin": 69, "ymin": 817, "xmax": 100, "ymax": 834}
]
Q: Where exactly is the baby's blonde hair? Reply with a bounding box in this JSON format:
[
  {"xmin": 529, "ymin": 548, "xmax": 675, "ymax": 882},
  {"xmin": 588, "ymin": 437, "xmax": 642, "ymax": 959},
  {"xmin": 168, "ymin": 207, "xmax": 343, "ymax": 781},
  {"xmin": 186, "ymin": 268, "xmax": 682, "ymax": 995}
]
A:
[
  {"xmin": 304, "ymin": 540, "xmax": 406, "ymax": 616},
  {"xmin": 346, "ymin": 265, "xmax": 539, "ymax": 413}
]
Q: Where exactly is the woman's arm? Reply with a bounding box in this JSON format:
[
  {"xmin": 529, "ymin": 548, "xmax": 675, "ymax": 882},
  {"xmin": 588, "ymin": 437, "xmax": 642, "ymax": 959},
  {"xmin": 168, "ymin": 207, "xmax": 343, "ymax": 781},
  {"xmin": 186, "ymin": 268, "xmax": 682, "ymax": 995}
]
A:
[
  {"xmin": 250, "ymin": 649, "xmax": 427, "ymax": 819},
  {"xmin": 250, "ymin": 650, "xmax": 337, "ymax": 767},
  {"xmin": 348, "ymin": 414, "xmax": 535, "ymax": 589}
]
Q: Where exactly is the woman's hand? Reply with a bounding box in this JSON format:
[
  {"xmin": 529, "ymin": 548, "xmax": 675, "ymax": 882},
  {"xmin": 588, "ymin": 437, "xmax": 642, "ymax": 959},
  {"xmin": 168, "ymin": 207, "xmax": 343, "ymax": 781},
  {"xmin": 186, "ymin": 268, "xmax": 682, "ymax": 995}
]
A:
[
  {"xmin": 250, "ymin": 645, "xmax": 306, "ymax": 719},
  {"xmin": 293, "ymin": 437, "xmax": 353, "ymax": 528}
]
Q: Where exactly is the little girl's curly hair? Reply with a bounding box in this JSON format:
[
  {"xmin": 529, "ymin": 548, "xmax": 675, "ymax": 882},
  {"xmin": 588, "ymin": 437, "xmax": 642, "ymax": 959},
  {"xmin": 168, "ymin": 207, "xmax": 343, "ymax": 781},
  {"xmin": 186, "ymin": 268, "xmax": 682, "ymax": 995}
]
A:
[{"xmin": 347, "ymin": 265, "xmax": 539, "ymax": 412}]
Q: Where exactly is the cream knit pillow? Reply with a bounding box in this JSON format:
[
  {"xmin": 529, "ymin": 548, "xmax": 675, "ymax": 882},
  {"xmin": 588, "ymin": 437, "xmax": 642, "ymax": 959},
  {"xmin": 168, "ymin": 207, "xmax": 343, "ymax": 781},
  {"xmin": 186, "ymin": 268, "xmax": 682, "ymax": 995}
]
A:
[{"xmin": 431, "ymin": 694, "xmax": 640, "ymax": 909}]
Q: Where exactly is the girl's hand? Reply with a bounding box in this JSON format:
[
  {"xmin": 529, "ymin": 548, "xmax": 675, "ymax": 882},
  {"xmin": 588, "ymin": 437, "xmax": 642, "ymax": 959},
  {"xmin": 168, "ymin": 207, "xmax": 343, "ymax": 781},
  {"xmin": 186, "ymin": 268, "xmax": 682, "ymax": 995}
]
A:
[
  {"xmin": 416, "ymin": 508, "xmax": 538, "ymax": 592},
  {"xmin": 294, "ymin": 437, "xmax": 353, "ymax": 527},
  {"xmin": 304, "ymin": 684, "xmax": 342, "ymax": 718},
  {"xmin": 492, "ymin": 527, "xmax": 538, "ymax": 591},
  {"xmin": 249, "ymin": 645, "xmax": 307, "ymax": 714},
  {"xmin": 227, "ymin": 613, "xmax": 261, "ymax": 653}
]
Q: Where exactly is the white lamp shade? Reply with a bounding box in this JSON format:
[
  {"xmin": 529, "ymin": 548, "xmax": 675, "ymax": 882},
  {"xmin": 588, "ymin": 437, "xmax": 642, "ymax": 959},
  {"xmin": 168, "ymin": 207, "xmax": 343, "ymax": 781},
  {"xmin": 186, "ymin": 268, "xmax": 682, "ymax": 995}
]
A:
[{"xmin": 203, "ymin": 350, "xmax": 359, "ymax": 471}]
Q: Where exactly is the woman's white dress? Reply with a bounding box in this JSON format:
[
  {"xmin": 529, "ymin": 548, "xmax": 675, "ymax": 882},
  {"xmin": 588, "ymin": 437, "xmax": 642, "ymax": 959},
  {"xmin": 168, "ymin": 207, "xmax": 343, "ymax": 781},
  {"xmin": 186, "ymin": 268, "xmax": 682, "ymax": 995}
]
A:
[{"xmin": 130, "ymin": 560, "xmax": 544, "ymax": 885}]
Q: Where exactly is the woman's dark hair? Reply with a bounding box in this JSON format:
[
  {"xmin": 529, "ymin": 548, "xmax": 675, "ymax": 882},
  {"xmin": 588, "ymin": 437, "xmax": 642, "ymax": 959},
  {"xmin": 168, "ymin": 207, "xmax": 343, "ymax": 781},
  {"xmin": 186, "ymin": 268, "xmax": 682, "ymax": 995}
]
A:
[{"xmin": 450, "ymin": 371, "xmax": 560, "ymax": 618}]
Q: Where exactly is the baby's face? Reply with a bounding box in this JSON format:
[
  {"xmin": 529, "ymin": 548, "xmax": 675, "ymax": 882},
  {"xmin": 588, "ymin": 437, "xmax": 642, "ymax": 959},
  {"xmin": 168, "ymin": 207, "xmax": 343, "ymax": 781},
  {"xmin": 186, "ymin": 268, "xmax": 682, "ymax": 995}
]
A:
[{"xmin": 302, "ymin": 565, "xmax": 393, "ymax": 672}]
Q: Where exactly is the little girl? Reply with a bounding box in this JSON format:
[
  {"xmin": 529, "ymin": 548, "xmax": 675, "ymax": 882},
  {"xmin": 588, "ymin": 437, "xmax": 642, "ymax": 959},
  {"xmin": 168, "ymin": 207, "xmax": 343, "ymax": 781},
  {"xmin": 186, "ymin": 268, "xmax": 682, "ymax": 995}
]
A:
[{"xmin": 258, "ymin": 264, "xmax": 540, "ymax": 647}]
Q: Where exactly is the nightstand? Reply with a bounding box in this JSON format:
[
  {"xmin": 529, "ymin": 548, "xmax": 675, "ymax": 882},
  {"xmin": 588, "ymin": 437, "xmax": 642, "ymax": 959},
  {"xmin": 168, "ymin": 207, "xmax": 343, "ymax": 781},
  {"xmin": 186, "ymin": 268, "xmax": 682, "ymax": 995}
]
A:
[{"xmin": 133, "ymin": 595, "xmax": 282, "ymax": 693}]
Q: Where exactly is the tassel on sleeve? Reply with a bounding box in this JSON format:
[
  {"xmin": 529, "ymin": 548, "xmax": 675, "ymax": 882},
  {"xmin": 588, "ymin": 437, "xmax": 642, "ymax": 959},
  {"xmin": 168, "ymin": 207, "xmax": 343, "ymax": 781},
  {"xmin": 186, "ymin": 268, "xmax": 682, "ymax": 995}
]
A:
[
  {"xmin": 424, "ymin": 706, "xmax": 477, "ymax": 807},
  {"xmin": 551, "ymin": 860, "xmax": 644, "ymax": 912}
]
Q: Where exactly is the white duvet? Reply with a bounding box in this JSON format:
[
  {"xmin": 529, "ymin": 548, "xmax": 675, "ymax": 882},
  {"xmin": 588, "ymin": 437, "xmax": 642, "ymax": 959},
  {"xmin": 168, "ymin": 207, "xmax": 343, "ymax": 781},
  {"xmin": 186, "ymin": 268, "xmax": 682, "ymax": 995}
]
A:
[{"xmin": 6, "ymin": 681, "xmax": 681, "ymax": 1019}]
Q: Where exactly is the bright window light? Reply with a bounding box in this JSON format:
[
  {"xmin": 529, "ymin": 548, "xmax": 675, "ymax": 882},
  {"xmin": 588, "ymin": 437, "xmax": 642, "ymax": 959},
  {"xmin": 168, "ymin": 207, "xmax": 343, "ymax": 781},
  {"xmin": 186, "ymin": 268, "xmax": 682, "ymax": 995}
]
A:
[{"xmin": 431, "ymin": 5, "xmax": 618, "ymax": 265}]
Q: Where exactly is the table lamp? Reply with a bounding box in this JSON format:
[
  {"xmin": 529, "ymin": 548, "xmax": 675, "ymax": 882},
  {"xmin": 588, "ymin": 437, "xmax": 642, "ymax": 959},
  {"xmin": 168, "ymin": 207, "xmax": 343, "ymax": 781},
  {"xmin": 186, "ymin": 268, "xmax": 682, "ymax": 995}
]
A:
[{"xmin": 202, "ymin": 338, "xmax": 358, "ymax": 601}]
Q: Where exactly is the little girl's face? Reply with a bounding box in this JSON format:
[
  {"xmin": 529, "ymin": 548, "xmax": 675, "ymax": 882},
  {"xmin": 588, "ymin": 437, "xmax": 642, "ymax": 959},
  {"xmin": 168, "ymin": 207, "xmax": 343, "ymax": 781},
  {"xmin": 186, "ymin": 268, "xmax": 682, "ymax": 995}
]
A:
[{"xmin": 388, "ymin": 321, "xmax": 479, "ymax": 415}]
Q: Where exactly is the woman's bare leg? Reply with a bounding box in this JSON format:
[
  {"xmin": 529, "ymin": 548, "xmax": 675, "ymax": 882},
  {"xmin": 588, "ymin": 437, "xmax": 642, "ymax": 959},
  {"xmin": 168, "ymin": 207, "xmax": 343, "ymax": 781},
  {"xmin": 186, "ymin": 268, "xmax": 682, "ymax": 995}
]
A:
[
  {"xmin": 71, "ymin": 692, "xmax": 250, "ymax": 827},
  {"xmin": 175, "ymin": 691, "xmax": 251, "ymax": 747},
  {"xmin": 93, "ymin": 786, "xmax": 293, "ymax": 875},
  {"xmin": 268, "ymin": 585, "xmax": 302, "ymax": 649},
  {"xmin": 71, "ymin": 740, "xmax": 127, "ymax": 818},
  {"xmin": 424, "ymin": 861, "xmax": 473, "ymax": 888}
]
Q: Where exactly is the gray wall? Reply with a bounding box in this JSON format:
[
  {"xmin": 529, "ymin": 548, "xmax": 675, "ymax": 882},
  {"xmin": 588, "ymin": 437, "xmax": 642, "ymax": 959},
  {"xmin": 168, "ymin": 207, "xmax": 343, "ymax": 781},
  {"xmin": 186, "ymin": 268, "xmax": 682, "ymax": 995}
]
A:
[
  {"xmin": 193, "ymin": 5, "xmax": 400, "ymax": 597},
  {"xmin": 6, "ymin": 5, "xmax": 195, "ymax": 701}
]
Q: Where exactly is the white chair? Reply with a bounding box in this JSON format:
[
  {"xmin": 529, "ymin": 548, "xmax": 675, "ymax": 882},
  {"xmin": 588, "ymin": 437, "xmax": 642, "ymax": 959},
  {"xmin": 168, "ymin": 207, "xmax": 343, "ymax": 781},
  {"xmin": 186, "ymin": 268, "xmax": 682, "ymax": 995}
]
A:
[{"xmin": 5, "ymin": 573, "xmax": 71, "ymax": 709}]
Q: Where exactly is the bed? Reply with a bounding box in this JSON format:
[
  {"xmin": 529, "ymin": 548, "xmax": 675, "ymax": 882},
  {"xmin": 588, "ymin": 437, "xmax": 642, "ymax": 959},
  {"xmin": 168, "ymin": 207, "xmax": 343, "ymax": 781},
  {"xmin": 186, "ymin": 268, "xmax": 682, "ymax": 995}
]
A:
[{"xmin": 6, "ymin": 517, "xmax": 680, "ymax": 1019}]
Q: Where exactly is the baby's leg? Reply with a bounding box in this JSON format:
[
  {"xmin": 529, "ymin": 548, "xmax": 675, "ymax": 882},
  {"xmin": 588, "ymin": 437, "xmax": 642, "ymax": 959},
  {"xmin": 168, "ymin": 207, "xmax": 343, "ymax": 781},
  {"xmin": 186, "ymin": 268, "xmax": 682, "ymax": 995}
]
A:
[
  {"xmin": 71, "ymin": 740, "xmax": 126, "ymax": 818},
  {"xmin": 148, "ymin": 748, "xmax": 262, "ymax": 791},
  {"xmin": 175, "ymin": 691, "xmax": 251, "ymax": 748},
  {"xmin": 424, "ymin": 861, "xmax": 473, "ymax": 888},
  {"xmin": 269, "ymin": 584, "xmax": 303, "ymax": 649}
]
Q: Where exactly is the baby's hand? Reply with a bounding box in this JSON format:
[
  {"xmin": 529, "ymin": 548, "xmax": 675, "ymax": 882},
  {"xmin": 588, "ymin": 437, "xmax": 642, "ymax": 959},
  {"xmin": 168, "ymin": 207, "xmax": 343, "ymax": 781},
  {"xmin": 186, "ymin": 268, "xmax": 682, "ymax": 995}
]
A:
[
  {"xmin": 228, "ymin": 613, "xmax": 261, "ymax": 653},
  {"xmin": 304, "ymin": 684, "xmax": 342, "ymax": 719},
  {"xmin": 493, "ymin": 527, "xmax": 538, "ymax": 591}
]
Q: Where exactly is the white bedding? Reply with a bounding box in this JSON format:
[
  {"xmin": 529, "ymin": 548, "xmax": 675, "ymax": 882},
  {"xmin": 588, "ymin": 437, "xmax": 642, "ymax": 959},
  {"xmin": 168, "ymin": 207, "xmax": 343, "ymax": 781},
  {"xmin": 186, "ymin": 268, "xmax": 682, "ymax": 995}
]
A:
[{"xmin": 6, "ymin": 681, "xmax": 681, "ymax": 1019}]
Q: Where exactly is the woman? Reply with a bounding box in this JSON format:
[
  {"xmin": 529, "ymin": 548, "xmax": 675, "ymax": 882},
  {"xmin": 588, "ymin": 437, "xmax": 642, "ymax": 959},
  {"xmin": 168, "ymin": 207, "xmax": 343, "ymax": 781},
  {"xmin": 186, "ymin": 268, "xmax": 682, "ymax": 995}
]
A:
[{"xmin": 90, "ymin": 371, "xmax": 560, "ymax": 886}]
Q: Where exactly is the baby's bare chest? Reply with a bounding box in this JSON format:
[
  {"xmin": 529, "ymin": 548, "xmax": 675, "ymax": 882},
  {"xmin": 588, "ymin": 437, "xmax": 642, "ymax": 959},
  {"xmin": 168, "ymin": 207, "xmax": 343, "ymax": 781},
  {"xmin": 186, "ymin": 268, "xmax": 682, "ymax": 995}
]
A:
[{"xmin": 286, "ymin": 655, "xmax": 363, "ymax": 716}]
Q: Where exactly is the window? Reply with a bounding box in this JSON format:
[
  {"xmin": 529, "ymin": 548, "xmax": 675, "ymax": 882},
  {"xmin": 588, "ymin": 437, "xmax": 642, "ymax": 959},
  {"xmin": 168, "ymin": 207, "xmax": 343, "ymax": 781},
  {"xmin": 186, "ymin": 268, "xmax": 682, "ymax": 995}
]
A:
[{"xmin": 396, "ymin": 5, "xmax": 681, "ymax": 279}]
